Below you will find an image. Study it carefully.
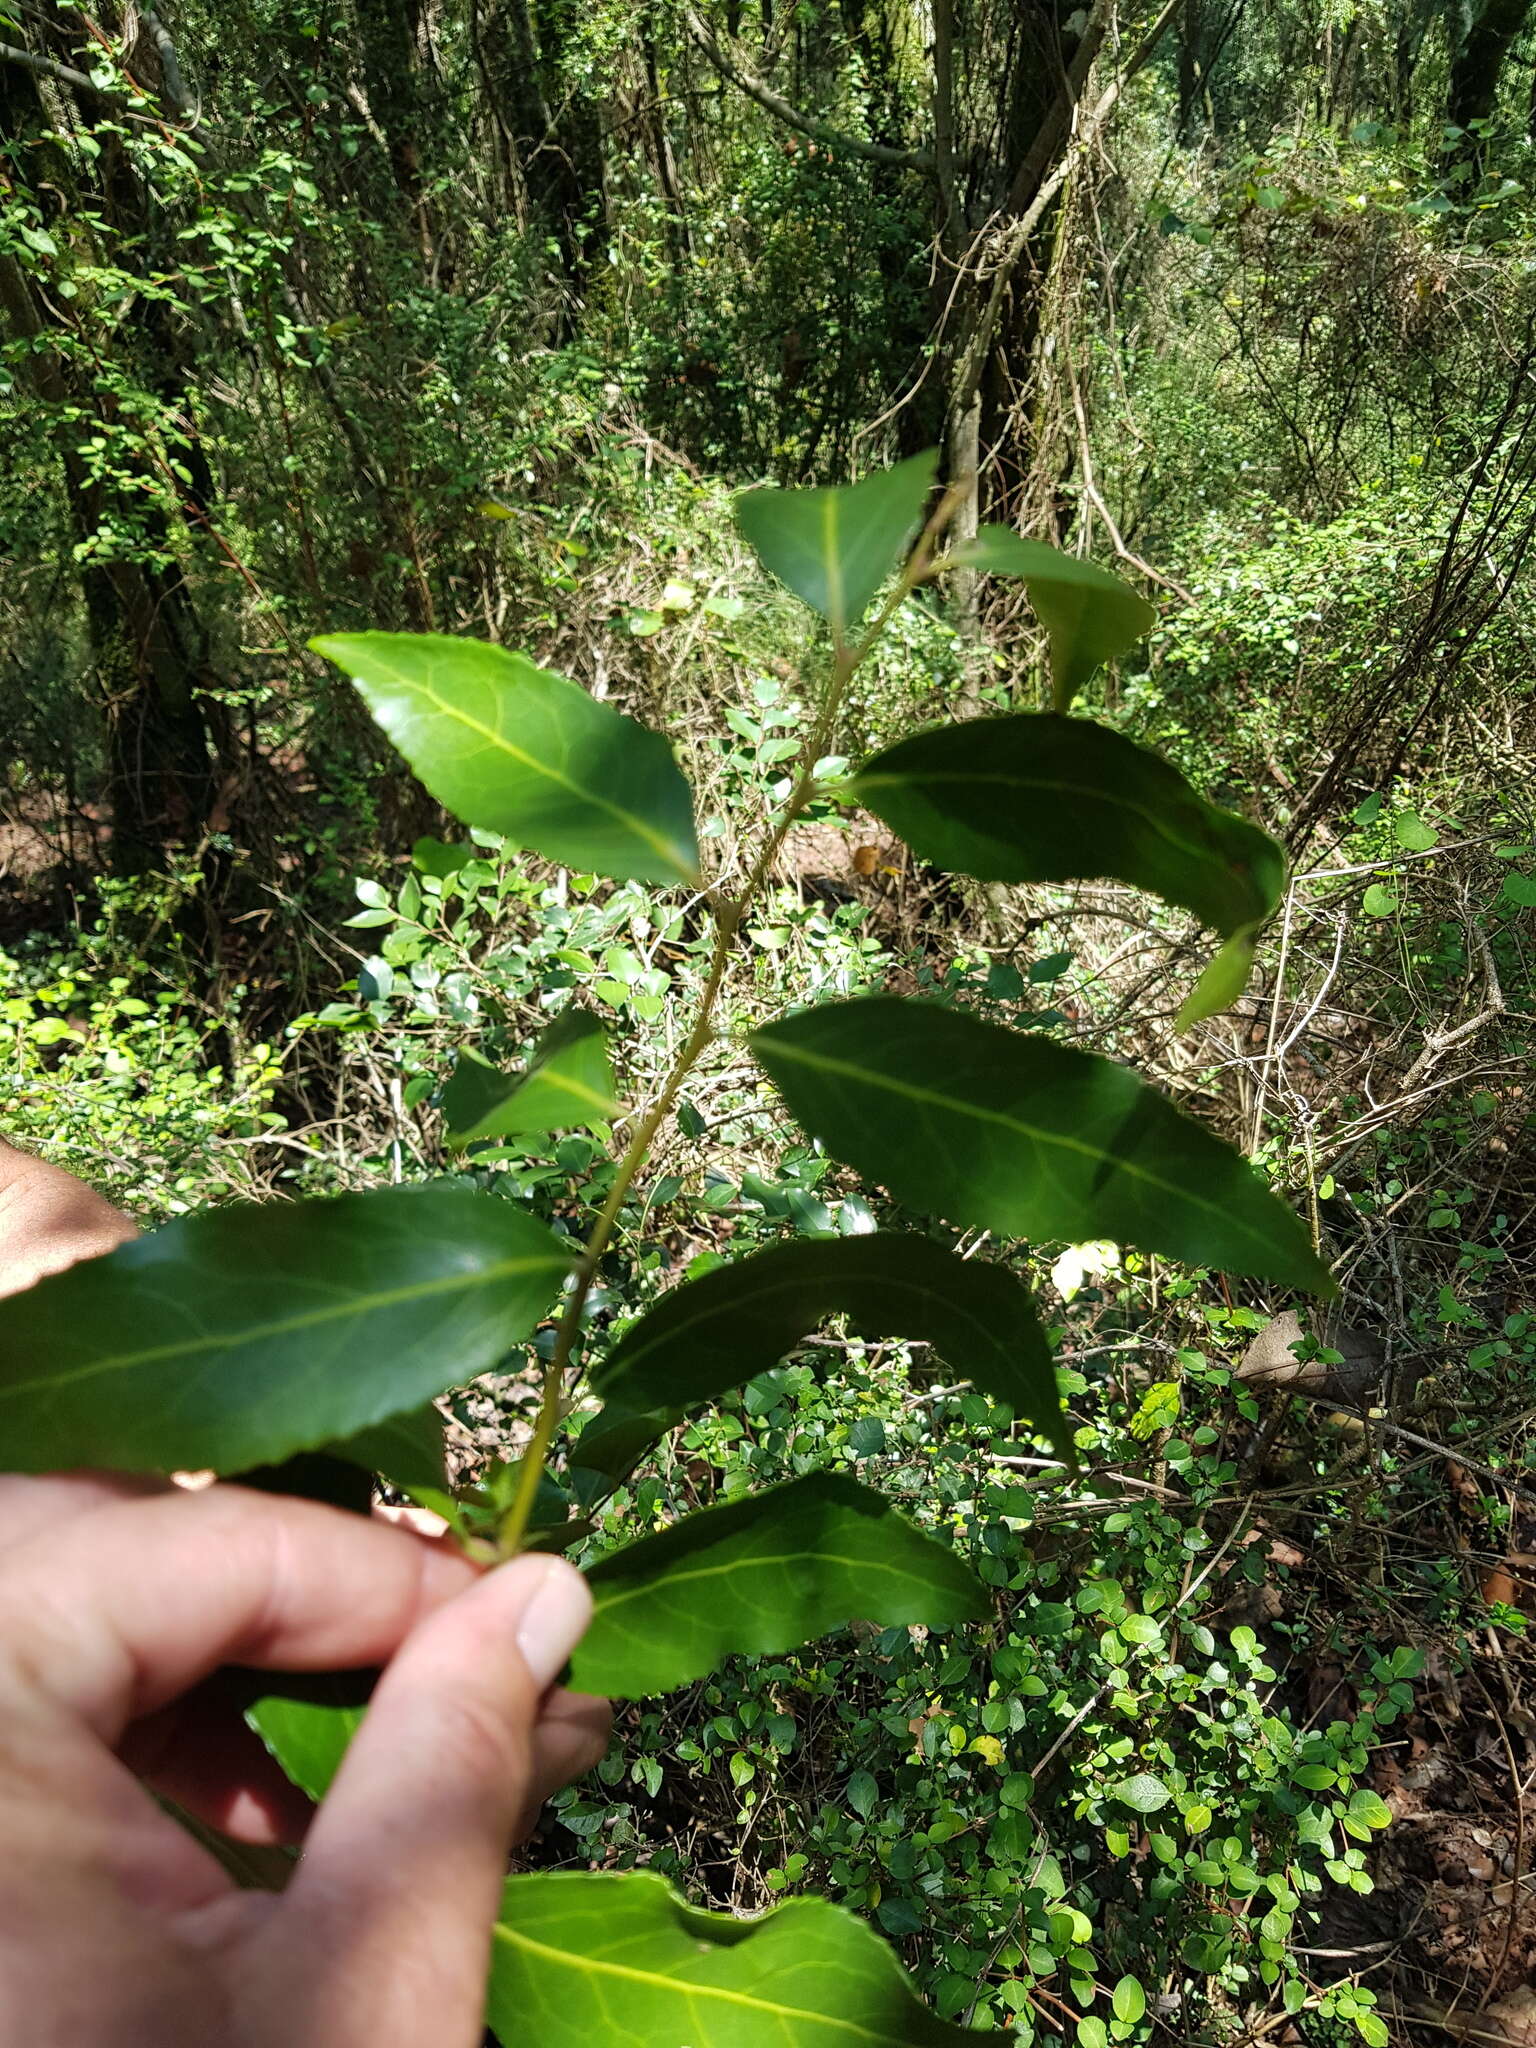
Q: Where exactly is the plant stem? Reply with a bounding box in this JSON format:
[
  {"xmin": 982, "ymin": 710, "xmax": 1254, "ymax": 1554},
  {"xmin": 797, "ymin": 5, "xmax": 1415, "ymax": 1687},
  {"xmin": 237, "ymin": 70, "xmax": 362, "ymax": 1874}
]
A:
[{"xmin": 496, "ymin": 487, "xmax": 964, "ymax": 1557}]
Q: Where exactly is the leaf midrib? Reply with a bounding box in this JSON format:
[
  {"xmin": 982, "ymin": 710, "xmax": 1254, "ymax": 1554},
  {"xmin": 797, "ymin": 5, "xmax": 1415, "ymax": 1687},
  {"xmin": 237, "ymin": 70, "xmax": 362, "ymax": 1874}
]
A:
[
  {"xmin": 459, "ymin": 1062, "xmax": 619, "ymax": 1138},
  {"xmin": 854, "ymin": 765, "xmax": 1241, "ymax": 900},
  {"xmin": 757, "ymin": 1034, "xmax": 1282, "ymax": 1264},
  {"xmin": 491, "ymin": 1919, "xmax": 911, "ymax": 2043},
  {"xmin": 356, "ymin": 647, "xmax": 694, "ymax": 878},
  {"xmin": 595, "ymin": 1257, "xmax": 1017, "ymax": 1389},
  {"xmin": 591, "ymin": 1542, "xmax": 955, "ymax": 1622},
  {"xmin": 0, "ymin": 1251, "xmax": 567, "ymax": 1401},
  {"xmin": 822, "ymin": 491, "xmax": 844, "ymax": 637}
]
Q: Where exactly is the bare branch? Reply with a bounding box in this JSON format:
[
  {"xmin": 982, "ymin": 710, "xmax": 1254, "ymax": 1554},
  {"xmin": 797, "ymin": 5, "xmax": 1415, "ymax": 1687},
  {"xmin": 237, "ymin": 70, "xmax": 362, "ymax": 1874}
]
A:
[
  {"xmin": 683, "ymin": 7, "xmax": 933, "ymax": 173},
  {"xmin": 0, "ymin": 32, "xmax": 182, "ymax": 126},
  {"xmin": 140, "ymin": 9, "xmax": 195, "ymax": 120},
  {"xmin": 0, "ymin": 36, "xmax": 115, "ymax": 102}
]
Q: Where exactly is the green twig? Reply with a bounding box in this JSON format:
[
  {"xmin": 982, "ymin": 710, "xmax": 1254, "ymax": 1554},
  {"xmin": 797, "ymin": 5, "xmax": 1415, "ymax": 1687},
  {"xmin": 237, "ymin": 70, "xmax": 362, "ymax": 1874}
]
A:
[{"xmin": 495, "ymin": 486, "xmax": 964, "ymax": 1556}]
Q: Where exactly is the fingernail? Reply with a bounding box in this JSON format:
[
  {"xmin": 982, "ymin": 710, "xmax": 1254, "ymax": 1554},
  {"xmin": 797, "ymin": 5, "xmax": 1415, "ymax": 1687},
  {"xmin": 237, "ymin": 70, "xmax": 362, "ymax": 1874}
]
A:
[{"xmin": 515, "ymin": 1557, "xmax": 593, "ymax": 1687}]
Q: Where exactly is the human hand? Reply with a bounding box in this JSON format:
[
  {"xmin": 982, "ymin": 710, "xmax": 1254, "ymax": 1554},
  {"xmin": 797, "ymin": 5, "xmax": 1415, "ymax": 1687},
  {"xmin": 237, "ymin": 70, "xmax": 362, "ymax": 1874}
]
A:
[
  {"xmin": 0, "ymin": 1138, "xmax": 137, "ymax": 1298},
  {"xmin": 0, "ymin": 1473, "xmax": 609, "ymax": 2046}
]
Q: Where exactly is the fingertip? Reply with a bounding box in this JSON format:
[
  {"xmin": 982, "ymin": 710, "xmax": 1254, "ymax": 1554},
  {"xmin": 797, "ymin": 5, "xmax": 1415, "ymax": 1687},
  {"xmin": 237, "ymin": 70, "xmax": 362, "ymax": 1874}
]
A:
[{"xmin": 508, "ymin": 1555, "xmax": 593, "ymax": 1690}]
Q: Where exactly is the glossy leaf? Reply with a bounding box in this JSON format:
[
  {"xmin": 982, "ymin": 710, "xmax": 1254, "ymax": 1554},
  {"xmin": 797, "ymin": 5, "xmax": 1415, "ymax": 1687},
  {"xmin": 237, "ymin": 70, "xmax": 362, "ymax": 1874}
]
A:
[
  {"xmin": 311, "ymin": 632, "xmax": 699, "ymax": 886},
  {"xmin": 1113, "ymin": 1976, "xmax": 1148, "ymax": 2024},
  {"xmin": 575, "ymin": 1233, "xmax": 1065, "ymax": 1478},
  {"xmin": 734, "ymin": 451, "xmax": 936, "ymax": 640},
  {"xmin": 487, "ymin": 1869, "xmax": 995, "ymax": 2047},
  {"xmin": 444, "ymin": 1008, "xmax": 620, "ymax": 1146},
  {"xmin": 328, "ymin": 1402, "xmax": 448, "ymax": 1495},
  {"xmin": 0, "ymin": 1187, "xmax": 569, "ymax": 1475},
  {"xmin": 247, "ymin": 1694, "xmax": 363, "ymax": 1805},
  {"xmin": 852, "ymin": 713, "xmax": 1283, "ymax": 942},
  {"xmin": 751, "ymin": 998, "xmax": 1331, "ymax": 1293},
  {"xmin": 950, "ymin": 526, "xmax": 1156, "ymax": 709},
  {"xmin": 570, "ymin": 1471, "xmax": 987, "ymax": 1697},
  {"xmin": 571, "ymin": 1395, "xmax": 678, "ymax": 1482}
]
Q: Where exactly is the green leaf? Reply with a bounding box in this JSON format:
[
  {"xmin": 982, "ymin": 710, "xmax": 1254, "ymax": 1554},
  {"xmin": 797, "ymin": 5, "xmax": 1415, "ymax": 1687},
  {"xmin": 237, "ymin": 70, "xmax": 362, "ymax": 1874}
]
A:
[
  {"xmin": 311, "ymin": 633, "xmax": 699, "ymax": 886},
  {"xmin": 948, "ymin": 528, "xmax": 1156, "ymax": 710},
  {"xmin": 847, "ymin": 1769, "xmax": 879, "ymax": 1819},
  {"xmin": 1112, "ymin": 1976, "xmax": 1146, "ymax": 2023},
  {"xmin": 328, "ymin": 1401, "xmax": 447, "ymax": 1494},
  {"xmin": 846, "ymin": 1415, "xmax": 887, "ymax": 1457},
  {"xmin": 1347, "ymin": 1790, "xmax": 1393, "ymax": 1831},
  {"xmin": 1175, "ymin": 926, "xmax": 1262, "ymax": 1031},
  {"xmin": 1362, "ymin": 883, "xmax": 1398, "ymax": 916},
  {"xmin": 1501, "ymin": 870, "xmax": 1536, "ymax": 907},
  {"xmin": 412, "ymin": 834, "xmax": 472, "ymax": 879},
  {"xmin": 1076, "ymin": 2022, "xmax": 1108, "ymax": 2048},
  {"xmin": 752, "ymin": 998, "xmax": 1332, "ymax": 1293},
  {"xmin": 733, "ymin": 452, "xmax": 936, "ymax": 641},
  {"xmin": 570, "ymin": 1472, "xmax": 987, "ymax": 1697},
  {"xmin": 1109, "ymin": 1773, "xmax": 1171, "ymax": 1813},
  {"xmin": 852, "ymin": 713, "xmax": 1283, "ymax": 991},
  {"xmin": 573, "ymin": 1234, "xmax": 1065, "ymax": 1478},
  {"xmin": 0, "ymin": 1187, "xmax": 568, "ymax": 1475},
  {"xmin": 487, "ymin": 1869, "xmax": 993, "ymax": 2047},
  {"xmin": 247, "ymin": 1694, "xmax": 362, "ymax": 1805},
  {"xmin": 1393, "ymin": 810, "xmax": 1437, "ymax": 852},
  {"xmin": 444, "ymin": 1008, "xmax": 620, "ymax": 1146},
  {"xmin": 1118, "ymin": 1613, "xmax": 1161, "ymax": 1645},
  {"xmin": 572, "ymin": 1400, "xmax": 678, "ymax": 1483}
]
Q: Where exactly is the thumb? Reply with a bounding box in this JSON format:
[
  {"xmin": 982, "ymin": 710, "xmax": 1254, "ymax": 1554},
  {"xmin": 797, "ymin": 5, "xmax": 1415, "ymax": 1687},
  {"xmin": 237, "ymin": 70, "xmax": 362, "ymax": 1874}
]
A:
[{"xmin": 257, "ymin": 1554, "xmax": 593, "ymax": 2048}]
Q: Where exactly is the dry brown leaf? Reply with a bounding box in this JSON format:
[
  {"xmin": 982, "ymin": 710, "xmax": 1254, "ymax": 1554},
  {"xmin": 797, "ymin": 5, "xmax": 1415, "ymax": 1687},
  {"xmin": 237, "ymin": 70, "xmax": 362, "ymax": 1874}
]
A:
[{"xmin": 1434, "ymin": 1986, "xmax": 1536, "ymax": 2045}]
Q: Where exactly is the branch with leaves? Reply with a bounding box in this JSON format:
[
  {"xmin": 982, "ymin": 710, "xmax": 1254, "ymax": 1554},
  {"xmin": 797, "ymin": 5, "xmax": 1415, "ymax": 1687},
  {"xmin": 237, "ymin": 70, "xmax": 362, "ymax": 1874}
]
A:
[{"xmin": 0, "ymin": 456, "xmax": 1325, "ymax": 2044}]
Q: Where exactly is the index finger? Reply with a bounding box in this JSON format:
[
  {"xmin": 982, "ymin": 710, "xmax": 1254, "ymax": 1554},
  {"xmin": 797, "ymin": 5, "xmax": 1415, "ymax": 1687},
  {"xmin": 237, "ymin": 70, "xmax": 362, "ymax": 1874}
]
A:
[{"xmin": 0, "ymin": 1483, "xmax": 481, "ymax": 1741}]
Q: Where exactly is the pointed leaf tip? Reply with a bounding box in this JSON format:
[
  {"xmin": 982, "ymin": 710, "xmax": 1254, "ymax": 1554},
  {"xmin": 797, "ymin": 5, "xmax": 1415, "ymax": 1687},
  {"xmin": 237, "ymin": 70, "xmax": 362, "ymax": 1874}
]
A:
[
  {"xmin": 572, "ymin": 1471, "xmax": 986, "ymax": 1697},
  {"xmin": 852, "ymin": 712, "xmax": 1283, "ymax": 1019},
  {"xmin": 577, "ymin": 1233, "xmax": 1067, "ymax": 1477},
  {"xmin": 948, "ymin": 528, "xmax": 1155, "ymax": 707},
  {"xmin": 752, "ymin": 997, "xmax": 1332, "ymax": 1295},
  {"xmin": 445, "ymin": 1008, "xmax": 620, "ymax": 1147},
  {"xmin": 310, "ymin": 632, "xmax": 700, "ymax": 886},
  {"xmin": 734, "ymin": 451, "xmax": 937, "ymax": 639}
]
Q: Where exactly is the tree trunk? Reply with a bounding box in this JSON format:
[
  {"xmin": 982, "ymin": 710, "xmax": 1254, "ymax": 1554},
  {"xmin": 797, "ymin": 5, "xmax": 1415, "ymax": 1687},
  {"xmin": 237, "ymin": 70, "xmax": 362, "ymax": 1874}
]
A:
[
  {"xmin": 484, "ymin": 0, "xmax": 608, "ymax": 286},
  {"xmin": 1448, "ymin": 0, "xmax": 1534, "ymax": 178},
  {"xmin": 0, "ymin": 58, "xmax": 217, "ymax": 872}
]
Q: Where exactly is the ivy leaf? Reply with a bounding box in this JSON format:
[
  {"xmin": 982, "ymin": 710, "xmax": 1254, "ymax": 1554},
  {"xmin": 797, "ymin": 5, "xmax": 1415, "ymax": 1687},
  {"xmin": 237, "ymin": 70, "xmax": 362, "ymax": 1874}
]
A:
[
  {"xmin": 574, "ymin": 1233, "xmax": 1066, "ymax": 1478},
  {"xmin": 570, "ymin": 1472, "xmax": 987, "ymax": 1697},
  {"xmin": 852, "ymin": 713, "xmax": 1283, "ymax": 1003},
  {"xmin": 734, "ymin": 452, "xmax": 936, "ymax": 641},
  {"xmin": 751, "ymin": 997, "xmax": 1331, "ymax": 1293},
  {"xmin": 948, "ymin": 527, "xmax": 1156, "ymax": 709},
  {"xmin": 487, "ymin": 1869, "xmax": 998, "ymax": 2046},
  {"xmin": 0, "ymin": 1187, "xmax": 569, "ymax": 1475},
  {"xmin": 311, "ymin": 633, "xmax": 699, "ymax": 886},
  {"xmin": 444, "ymin": 1008, "xmax": 620, "ymax": 1146}
]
